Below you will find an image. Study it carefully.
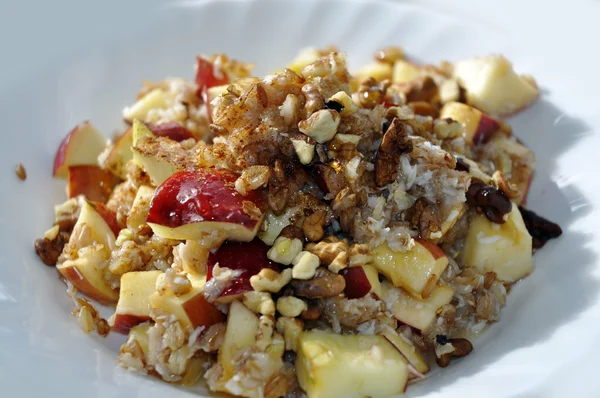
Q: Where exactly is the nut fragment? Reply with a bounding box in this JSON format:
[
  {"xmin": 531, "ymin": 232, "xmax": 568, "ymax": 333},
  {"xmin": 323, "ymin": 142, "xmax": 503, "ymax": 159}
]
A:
[
  {"xmin": 235, "ymin": 165, "xmax": 271, "ymax": 195},
  {"xmin": 298, "ymin": 109, "xmax": 340, "ymax": 143},
  {"xmin": 292, "ymin": 251, "xmax": 320, "ymax": 280},
  {"xmin": 267, "ymin": 236, "xmax": 303, "ymax": 265},
  {"xmin": 408, "ymin": 101, "xmax": 437, "ymax": 118},
  {"xmin": 300, "ymin": 305, "xmax": 321, "ymax": 321},
  {"xmin": 44, "ymin": 225, "xmax": 60, "ymax": 241},
  {"xmin": 291, "ymin": 137, "xmax": 316, "ymax": 165},
  {"xmin": 348, "ymin": 243, "xmax": 372, "ymax": 267},
  {"xmin": 375, "ymin": 118, "xmax": 413, "ymax": 186},
  {"xmin": 492, "ymin": 170, "xmax": 520, "ymax": 200},
  {"xmin": 290, "ymin": 267, "xmax": 346, "ymax": 298},
  {"xmin": 76, "ymin": 306, "xmax": 94, "ymax": 334},
  {"xmin": 276, "ymin": 317, "xmax": 304, "ymax": 352},
  {"xmin": 328, "ymin": 91, "xmax": 358, "ymax": 116},
  {"xmin": 276, "ymin": 296, "xmax": 308, "ymax": 318},
  {"xmin": 434, "ymin": 118, "xmax": 463, "ymax": 140},
  {"xmin": 34, "ymin": 232, "xmax": 69, "ymax": 266},
  {"xmin": 250, "ymin": 268, "xmax": 293, "ymax": 293},
  {"xmin": 302, "ymin": 210, "xmax": 327, "ymax": 242},
  {"xmin": 242, "ymin": 291, "xmax": 276, "ymax": 316},
  {"xmin": 410, "ymin": 197, "xmax": 441, "ymax": 240},
  {"xmin": 306, "ymin": 239, "xmax": 348, "ymax": 266},
  {"xmin": 312, "ymin": 164, "xmax": 345, "ymax": 197},
  {"xmin": 280, "ymin": 93, "xmax": 302, "ymax": 125}
]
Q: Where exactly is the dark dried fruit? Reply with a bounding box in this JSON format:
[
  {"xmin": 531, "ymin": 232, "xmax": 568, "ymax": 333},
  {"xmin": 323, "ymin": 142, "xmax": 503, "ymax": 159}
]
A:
[
  {"xmin": 34, "ymin": 232, "xmax": 69, "ymax": 266},
  {"xmin": 436, "ymin": 353, "xmax": 451, "ymax": 367},
  {"xmin": 324, "ymin": 100, "xmax": 344, "ymax": 113},
  {"xmin": 291, "ymin": 267, "xmax": 346, "ymax": 298},
  {"xmin": 436, "ymin": 334, "xmax": 449, "ymax": 345},
  {"xmin": 284, "ymin": 350, "xmax": 297, "ymax": 363},
  {"xmin": 407, "ymin": 101, "xmax": 438, "ymax": 118},
  {"xmin": 455, "ymin": 158, "xmax": 470, "ymax": 172},
  {"xmin": 449, "ymin": 338, "xmax": 473, "ymax": 357},
  {"xmin": 410, "ymin": 197, "xmax": 441, "ymax": 240},
  {"xmin": 375, "ymin": 118, "xmax": 413, "ymax": 186},
  {"xmin": 467, "ymin": 179, "xmax": 512, "ymax": 224},
  {"xmin": 518, "ymin": 206, "xmax": 562, "ymax": 249},
  {"xmin": 16, "ymin": 163, "xmax": 27, "ymax": 181},
  {"xmin": 301, "ymin": 305, "xmax": 321, "ymax": 320}
]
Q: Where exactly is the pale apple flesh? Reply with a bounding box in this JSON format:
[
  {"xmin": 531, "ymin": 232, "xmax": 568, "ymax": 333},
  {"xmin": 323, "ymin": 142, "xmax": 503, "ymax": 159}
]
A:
[
  {"xmin": 149, "ymin": 274, "xmax": 224, "ymax": 330},
  {"xmin": 372, "ymin": 239, "xmax": 449, "ymax": 299},
  {"xmin": 100, "ymin": 127, "xmax": 133, "ymax": 180},
  {"xmin": 462, "ymin": 202, "xmax": 533, "ymax": 283},
  {"xmin": 439, "ymin": 101, "xmax": 500, "ymax": 145},
  {"xmin": 218, "ymin": 300, "xmax": 259, "ymax": 380},
  {"xmin": 381, "ymin": 280, "xmax": 455, "ymax": 332},
  {"xmin": 113, "ymin": 270, "xmax": 162, "ymax": 333},
  {"xmin": 452, "ymin": 54, "xmax": 539, "ymax": 116},
  {"xmin": 53, "ymin": 121, "xmax": 107, "ymax": 179},
  {"xmin": 296, "ymin": 331, "xmax": 409, "ymax": 398},
  {"xmin": 126, "ymin": 185, "xmax": 155, "ymax": 230},
  {"xmin": 381, "ymin": 327, "xmax": 430, "ymax": 376},
  {"xmin": 56, "ymin": 201, "xmax": 118, "ymax": 304}
]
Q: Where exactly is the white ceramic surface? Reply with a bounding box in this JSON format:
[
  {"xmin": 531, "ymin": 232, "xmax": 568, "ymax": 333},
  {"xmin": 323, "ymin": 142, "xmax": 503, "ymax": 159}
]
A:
[{"xmin": 1, "ymin": 0, "xmax": 599, "ymax": 397}]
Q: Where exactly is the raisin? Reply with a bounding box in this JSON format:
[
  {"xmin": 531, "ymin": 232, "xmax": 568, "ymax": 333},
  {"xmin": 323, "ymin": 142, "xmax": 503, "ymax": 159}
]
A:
[
  {"xmin": 467, "ymin": 179, "xmax": 512, "ymax": 224},
  {"xmin": 324, "ymin": 100, "xmax": 344, "ymax": 113},
  {"xmin": 518, "ymin": 206, "xmax": 562, "ymax": 249}
]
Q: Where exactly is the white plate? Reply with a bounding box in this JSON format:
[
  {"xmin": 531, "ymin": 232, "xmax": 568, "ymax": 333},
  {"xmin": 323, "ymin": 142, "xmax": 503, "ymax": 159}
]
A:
[{"xmin": 1, "ymin": 0, "xmax": 599, "ymax": 396}]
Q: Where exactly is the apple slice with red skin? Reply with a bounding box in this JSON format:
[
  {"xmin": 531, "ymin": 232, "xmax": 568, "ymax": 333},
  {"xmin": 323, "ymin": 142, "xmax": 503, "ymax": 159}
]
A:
[
  {"xmin": 340, "ymin": 265, "xmax": 381, "ymax": 299},
  {"xmin": 148, "ymin": 123, "xmax": 196, "ymax": 142},
  {"xmin": 195, "ymin": 56, "xmax": 229, "ymax": 98},
  {"xmin": 439, "ymin": 101, "xmax": 500, "ymax": 145},
  {"xmin": 101, "ymin": 127, "xmax": 133, "ymax": 179},
  {"xmin": 67, "ymin": 165, "xmax": 119, "ymax": 203},
  {"xmin": 87, "ymin": 201, "xmax": 124, "ymax": 236},
  {"xmin": 147, "ymin": 169, "xmax": 268, "ymax": 241},
  {"xmin": 207, "ymin": 238, "xmax": 278, "ymax": 303},
  {"xmin": 113, "ymin": 270, "xmax": 162, "ymax": 333},
  {"xmin": 53, "ymin": 121, "xmax": 107, "ymax": 179}
]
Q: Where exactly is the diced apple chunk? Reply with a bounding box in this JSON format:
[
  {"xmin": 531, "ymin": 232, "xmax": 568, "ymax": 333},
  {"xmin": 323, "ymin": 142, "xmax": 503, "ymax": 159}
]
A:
[
  {"xmin": 372, "ymin": 239, "xmax": 448, "ymax": 298},
  {"xmin": 67, "ymin": 165, "xmax": 119, "ymax": 203},
  {"xmin": 131, "ymin": 120, "xmax": 183, "ymax": 186},
  {"xmin": 150, "ymin": 274, "xmax": 224, "ymax": 329},
  {"xmin": 147, "ymin": 169, "xmax": 267, "ymax": 242},
  {"xmin": 381, "ymin": 327, "xmax": 429, "ymax": 376},
  {"xmin": 288, "ymin": 48, "xmax": 323, "ymax": 74},
  {"xmin": 123, "ymin": 88, "xmax": 169, "ymax": 123},
  {"xmin": 218, "ymin": 300, "xmax": 259, "ymax": 379},
  {"xmin": 296, "ymin": 331, "xmax": 408, "ymax": 398},
  {"xmin": 392, "ymin": 60, "xmax": 422, "ymax": 84},
  {"xmin": 258, "ymin": 206, "xmax": 303, "ymax": 246},
  {"xmin": 462, "ymin": 202, "xmax": 533, "ymax": 283},
  {"xmin": 354, "ymin": 62, "xmax": 393, "ymax": 83},
  {"xmin": 53, "ymin": 121, "xmax": 107, "ymax": 179},
  {"xmin": 380, "ymin": 280, "xmax": 455, "ymax": 332},
  {"xmin": 452, "ymin": 54, "xmax": 539, "ymax": 116},
  {"xmin": 56, "ymin": 201, "xmax": 118, "ymax": 304},
  {"xmin": 439, "ymin": 101, "xmax": 500, "ymax": 145},
  {"xmin": 113, "ymin": 270, "xmax": 162, "ymax": 333},
  {"xmin": 99, "ymin": 127, "xmax": 133, "ymax": 179},
  {"xmin": 341, "ymin": 265, "xmax": 381, "ymax": 299},
  {"xmin": 127, "ymin": 185, "xmax": 155, "ymax": 230}
]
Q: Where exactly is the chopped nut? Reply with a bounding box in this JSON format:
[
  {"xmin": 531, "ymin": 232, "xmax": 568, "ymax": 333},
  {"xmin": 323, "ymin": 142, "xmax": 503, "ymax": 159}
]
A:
[
  {"xmin": 357, "ymin": 77, "xmax": 383, "ymax": 109},
  {"xmin": 15, "ymin": 163, "xmax": 27, "ymax": 181},
  {"xmin": 292, "ymin": 251, "xmax": 320, "ymax": 280},
  {"xmin": 164, "ymin": 269, "xmax": 193, "ymax": 296},
  {"xmin": 256, "ymin": 315, "xmax": 275, "ymax": 351},
  {"xmin": 375, "ymin": 46, "xmax": 405, "ymax": 64},
  {"xmin": 301, "ymin": 305, "xmax": 321, "ymax": 321},
  {"xmin": 276, "ymin": 296, "xmax": 308, "ymax": 318},
  {"xmin": 408, "ymin": 101, "xmax": 437, "ymax": 118},
  {"xmin": 327, "ymin": 251, "xmax": 348, "ymax": 273},
  {"xmin": 434, "ymin": 118, "xmax": 463, "ymax": 140},
  {"xmin": 267, "ymin": 236, "xmax": 303, "ymax": 265},
  {"xmin": 375, "ymin": 118, "xmax": 413, "ymax": 186},
  {"xmin": 492, "ymin": 170, "xmax": 520, "ymax": 200},
  {"xmin": 235, "ymin": 165, "xmax": 271, "ymax": 195},
  {"xmin": 328, "ymin": 91, "xmax": 358, "ymax": 116},
  {"xmin": 313, "ymin": 164, "xmax": 345, "ymax": 197},
  {"xmin": 385, "ymin": 105, "xmax": 414, "ymax": 121},
  {"xmin": 243, "ymin": 291, "xmax": 276, "ymax": 316},
  {"xmin": 404, "ymin": 76, "xmax": 438, "ymax": 103},
  {"xmin": 410, "ymin": 197, "xmax": 441, "ymax": 240},
  {"xmin": 280, "ymin": 94, "xmax": 302, "ymax": 126},
  {"xmin": 276, "ymin": 317, "xmax": 304, "ymax": 352},
  {"xmin": 44, "ymin": 225, "xmax": 60, "ymax": 241},
  {"xmin": 291, "ymin": 137, "xmax": 316, "ymax": 165},
  {"xmin": 306, "ymin": 239, "xmax": 349, "ymax": 266},
  {"xmin": 290, "ymin": 267, "xmax": 346, "ymax": 298},
  {"xmin": 298, "ymin": 109, "xmax": 340, "ymax": 143},
  {"xmin": 348, "ymin": 243, "xmax": 372, "ymax": 267},
  {"xmin": 278, "ymin": 225, "xmax": 304, "ymax": 241},
  {"xmin": 302, "ymin": 210, "xmax": 327, "ymax": 242},
  {"xmin": 483, "ymin": 271, "xmax": 497, "ymax": 289},
  {"xmin": 250, "ymin": 268, "xmax": 293, "ymax": 293},
  {"xmin": 77, "ymin": 306, "xmax": 94, "ymax": 334}
]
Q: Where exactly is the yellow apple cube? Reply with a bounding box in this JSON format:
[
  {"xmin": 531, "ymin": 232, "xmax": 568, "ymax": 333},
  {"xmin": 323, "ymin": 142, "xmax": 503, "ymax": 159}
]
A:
[
  {"xmin": 297, "ymin": 331, "xmax": 408, "ymax": 398},
  {"xmin": 462, "ymin": 202, "xmax": 533, "ymax": 283},
  {"xmin": 113, "ymin": 270, "xmax": 162, "ymax": 333}
]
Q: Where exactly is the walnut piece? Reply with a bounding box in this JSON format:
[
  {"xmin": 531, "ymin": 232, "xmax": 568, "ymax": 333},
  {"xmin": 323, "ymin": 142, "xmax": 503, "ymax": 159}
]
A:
[{"xmin": 375, "ymin": 117, "xmax": 413, "ymax": 186}]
